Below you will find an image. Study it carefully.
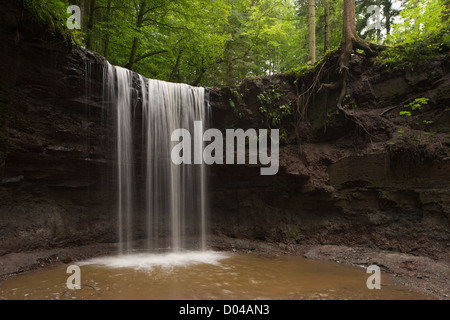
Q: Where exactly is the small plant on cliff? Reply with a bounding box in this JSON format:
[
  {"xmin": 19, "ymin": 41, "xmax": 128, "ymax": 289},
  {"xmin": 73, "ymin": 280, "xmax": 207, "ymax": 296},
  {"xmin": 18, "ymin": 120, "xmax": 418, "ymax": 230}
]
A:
[
  {"xmin": 397, "ymin": 98, "xmax": 435, "ymax": 144},
  {"xmin": 229, "ymin": 88, "xmax": 244, "ymax": 119},
  {"xmin": 285, "ymin": 226, "xmax": 298, "ymax": 243},
  {"xmin": 400, "ymin": 98, "xmax": 430, "ymax": 117},
  {"xmin": 257, "ymin": 85, "xmax": 292, "ymax": 142},
  {"xmin": 402, "ymin": 98, "xmax": 434, "ymax": 130}
]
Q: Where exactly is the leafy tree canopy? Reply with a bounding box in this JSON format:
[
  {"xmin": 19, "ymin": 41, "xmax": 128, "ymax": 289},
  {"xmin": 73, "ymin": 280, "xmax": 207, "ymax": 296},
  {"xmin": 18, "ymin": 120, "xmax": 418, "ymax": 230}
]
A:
[{"xmin": 23, "ymin": 0, "xmax": 450, "ymax": 86}]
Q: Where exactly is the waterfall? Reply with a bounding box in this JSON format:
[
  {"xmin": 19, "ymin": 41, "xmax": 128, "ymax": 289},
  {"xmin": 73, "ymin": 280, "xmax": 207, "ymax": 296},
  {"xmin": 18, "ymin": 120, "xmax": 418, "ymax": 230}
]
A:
[{"xmin": 104, "ymin": 63, "xmax": 210, "ymax": 254}]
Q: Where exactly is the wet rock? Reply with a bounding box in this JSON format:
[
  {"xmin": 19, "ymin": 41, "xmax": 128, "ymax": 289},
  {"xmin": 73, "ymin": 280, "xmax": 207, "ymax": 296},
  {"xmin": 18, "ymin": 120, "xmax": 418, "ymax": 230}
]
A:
[{"xmin": 62, "ymin": 256, "xmax": 73, "ymax": 264}]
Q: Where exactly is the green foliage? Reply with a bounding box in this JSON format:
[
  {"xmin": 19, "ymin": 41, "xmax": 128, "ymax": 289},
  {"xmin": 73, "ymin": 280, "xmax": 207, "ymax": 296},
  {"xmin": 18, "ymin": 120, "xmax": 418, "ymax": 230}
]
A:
[
  {"xmin": 390, "ymin": 0, "xmax": 445, "ymax": 43},
  {"xmin": 375, "ymin": 0, "xmax": 450, "ymax": 69},
  {"xmin": 257, "ymin": 84, "xmax": 292, "ymax": 142},
  {"xmin": 96, "ymin": 0, "xmax": 231, "ymax": 84},
  {"xmin": 290, "ymin": 64, "xmax": 315, "ymax": 79},
  {"xmin": 204, "ymin": 0, "xmax": 307, "ymax": 86},
  {"xmin": 397, "ymin": 98, "xmax": 434, "ymax": 143},
  {"xmin": 285, "ymin": 225, "xmax": 298, "ymax": 241},
  {"xmin": 376, "ymin": 29, "xmax": 449, "ymax": 69},
  {"xmin": 23, "ymin": 0, "xmax": 71, "ymax": 39},
  {"xmin": 295, "ymin": 0, "xmax": 343, "ymax": 63},
  {"xmin": 400, "ymin": 98, "xmax": 430, "ymax": 117},
  {"xmin": 230, "ymin": 88, "xmax": 244, "ymax": 119},
  {"xmin": 24, "ymin": 0, "xmax": 348, "ymax": 87},
  {"xmin": 24, "ymin": 0, "xmax": 450, "ymax": 87},
  {"xmin": 287, "ymin": 46, "xmax": 340, "ymax": 85}
]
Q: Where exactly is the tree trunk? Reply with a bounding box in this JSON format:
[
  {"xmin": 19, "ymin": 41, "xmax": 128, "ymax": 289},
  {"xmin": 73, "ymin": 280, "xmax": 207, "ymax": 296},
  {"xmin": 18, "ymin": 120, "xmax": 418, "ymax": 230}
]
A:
[
  {"xmin": 85, "ymin": 0, "xmax": 96, "ymax": 50},
  {"xmin": 193, "ymin": 68, "xmax": 207, "ymax": 86},
  {"xmin": 129, "ymin": 39, "xmax": 140, "ymax": 71},
  {"xmin": 103, "ymin": 0, "xmax": 112, "ymax": 59},
  {"xmin": 329, "ymin": 0, "xmax": 358, "ymax": 107},
  {"xmin": 341, "ymin": 0, "xmax": 356, "ymax": 68},
  {"xmin": 225, "ymin": 43, "xmax": 233, "ymax": 87},
  {"xmin": 382, "ymin": 0, "xmax": 392, "ymax": 44},
  {"xmin": 385, "ymin": 12, "xmax": 391, "ymax": 44},
  {"xmin": 323, "ymin": 0, "xmax": 385, "ymax": 108},
  {"xmin": 308, "ymin": 0, "xmax": 316, "ymax": 64},
  {"xmin": 323, "ymin": 0, "xmax": 330, "ymax": 53},
  {"xmin": 72, "ymin": 0, "xmax": 87, "ymax": 30},
  {"xmin": 169, "ymin": 52, "xmax": 183, "ymax": 82},
  {"xmin": 128, "ymin": 0, "xmax": 147, "ymax": 71},
  {"xmin": 342, "ymin": 0, "xmax": 380, "ymax": 61},
  {"xmin": 376, "ymin": 0, "xmax": 381, "ymax": 44}
]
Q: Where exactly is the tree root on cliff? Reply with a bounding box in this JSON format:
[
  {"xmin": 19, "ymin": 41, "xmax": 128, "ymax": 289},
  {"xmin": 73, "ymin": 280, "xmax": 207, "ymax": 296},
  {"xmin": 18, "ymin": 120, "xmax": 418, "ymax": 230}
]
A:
[
  {"xmin": 294, "ymin": 59, "xmax": 331, "ymax": 141},
  {"xmin": 318, "ymin": 37, "xmax": 388, "ymax": 140},
  {"xmin": 293, "ymin": 36, "xmax": 388, "ymax": 143},
  {"xmin": 322, "ymin": 36, "xmax": 388, "ymax": 106},
  {"xmin": 296, "ymin": 61, "xmax": 328, "ymax": 120}
]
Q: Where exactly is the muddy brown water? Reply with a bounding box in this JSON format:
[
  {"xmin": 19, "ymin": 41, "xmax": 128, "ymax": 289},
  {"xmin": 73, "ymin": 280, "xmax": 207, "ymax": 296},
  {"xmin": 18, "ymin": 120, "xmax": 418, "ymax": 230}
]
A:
[{"xmin": 0, "ymin": 251, "xmax": 432, "ymax": 300}]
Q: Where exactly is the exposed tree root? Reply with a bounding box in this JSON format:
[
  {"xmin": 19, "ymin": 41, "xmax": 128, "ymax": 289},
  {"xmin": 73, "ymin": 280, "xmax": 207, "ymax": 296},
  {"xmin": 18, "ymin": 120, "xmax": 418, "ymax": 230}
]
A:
[
  {"xmin": 317, "ymin": 34, "xmax": 390, "ymax": 139},
  {"xmin": 380, "ymin": 105, "xmax": 399, "ymax": 116},
  {"xmin": 294, "ymin": 60, "xmax": 330, "ymax": 142},
  {"xmin": 294, "ymin": 0, "xmax": 393, "ymax": 142},
  {"xmin": 294, "ymin": 26, "xmax": 390, "ymax": 144}
]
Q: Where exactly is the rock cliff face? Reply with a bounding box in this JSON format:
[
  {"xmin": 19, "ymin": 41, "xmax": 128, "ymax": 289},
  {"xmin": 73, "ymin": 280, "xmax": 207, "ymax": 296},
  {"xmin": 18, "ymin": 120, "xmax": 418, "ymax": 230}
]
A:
[
  {"xmin": 0, "ymin": 1, "xmax": 116, "ymax": 254},
  {"xmin": 0, "ymin": 1, "xmax": 449, "ymax": 260}
]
